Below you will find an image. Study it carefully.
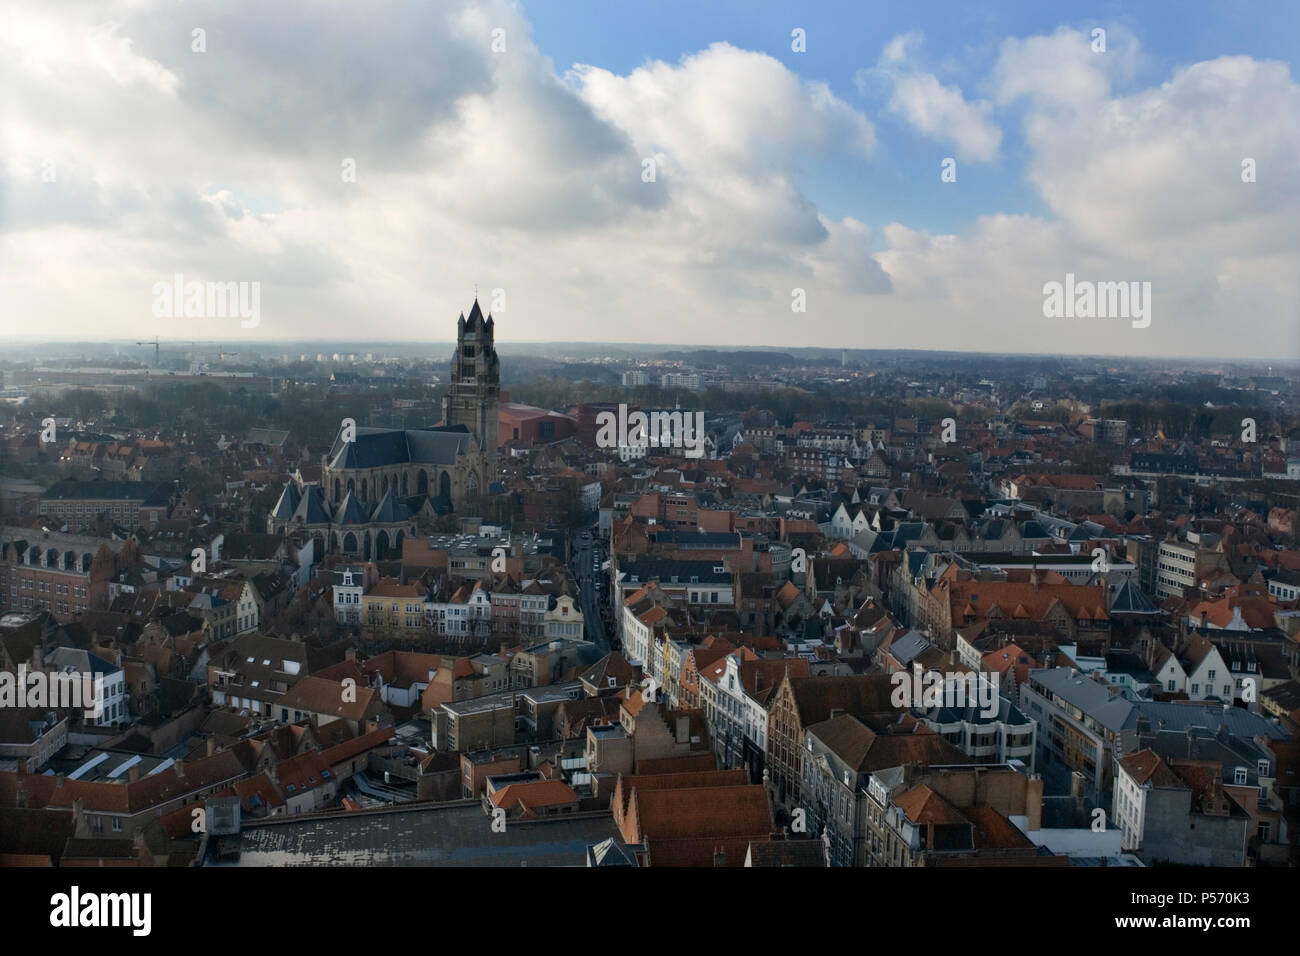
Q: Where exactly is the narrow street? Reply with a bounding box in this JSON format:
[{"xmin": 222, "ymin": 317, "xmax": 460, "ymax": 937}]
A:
[{"xmin": 570, "ymin": 522, "xmax": 614, "ymax": 651}]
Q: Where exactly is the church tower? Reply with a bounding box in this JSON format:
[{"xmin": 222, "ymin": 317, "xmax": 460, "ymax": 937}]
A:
[{"xmin": 442, "ymin": 298, "xmax": 499, "ymax": 479}]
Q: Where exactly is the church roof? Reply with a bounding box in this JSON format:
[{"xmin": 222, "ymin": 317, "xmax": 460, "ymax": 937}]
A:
[
  {"xmin": 369, "ymin": 486, "xmax": 406, "ymax": 524},
  {"xmin": 326, "ymin": 426, "xmax": 474, "ymax": 470},
  {"xmin": 291, "ymin": 485, "xmax": 331, "ymax": 525},
  {"xmin": 336, "ymin": 490, "xmax": 367, "ymax": 525},
  {"xmin": 465, "ymin": 298, "xmax": 486, "ymax": 330},
  {"xmin": 270, "ymin": 481, "xmax": 300, "ymax": 519}
]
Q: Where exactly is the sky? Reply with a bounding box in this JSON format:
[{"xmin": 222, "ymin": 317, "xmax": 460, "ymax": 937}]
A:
[{"xmin": 1, "ymin": 0, "xmax": 1297, "ymax": 359}]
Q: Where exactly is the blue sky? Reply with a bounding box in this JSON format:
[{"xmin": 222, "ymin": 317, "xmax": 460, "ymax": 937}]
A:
[{"xmin": 529, "ymin": 0, "xmax": 1299, "ymax": 234}]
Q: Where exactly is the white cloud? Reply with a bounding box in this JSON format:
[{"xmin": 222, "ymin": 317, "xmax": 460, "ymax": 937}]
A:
[
  {"xmin": 0, "ymin": 7, "xmax": 1294, "ymax": 361},
  {"xmin": 859, "ymin": 28, "xmax": 1300, "ymax": 358},
  {"xmin": 860, "ymin": 32, "xmax": 1002, "ymax": 163}
]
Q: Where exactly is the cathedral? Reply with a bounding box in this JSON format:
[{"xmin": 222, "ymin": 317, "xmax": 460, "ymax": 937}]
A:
[{"xmin": 268, "ymin": 299, "xmax": 500, "ymax": 560}]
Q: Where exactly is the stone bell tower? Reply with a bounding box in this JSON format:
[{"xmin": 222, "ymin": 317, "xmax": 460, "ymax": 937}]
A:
[{"xmin": 441, "ymin": 297, "xmax": 499, "ymax": 479}]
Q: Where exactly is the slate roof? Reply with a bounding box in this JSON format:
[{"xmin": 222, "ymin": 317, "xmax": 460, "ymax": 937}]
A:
[
  {"xmin": 745, "ymin": 839, "xmax": 827, "ymax": 867},
  {"xmin": 335, "ymin": 491, "xmax": 367, "ymax": 526},
  {"xmin": 369, "ymin": 486, "xmax": 406, "ymax": 524},
  {"xmin": 1109, "ymin": 577, "xmax": 1161, "ymax": 615},
  {"xmin": 325, "ymin": 426, "xmax": 473, "ymax": 471},
  {"xmin": 291, "ymin": 485, "xmax": 331, "ymax": 525},
  {"xmin": 270, "ymin": 482, "xmax": 300, "ymax": 519},
  {"xmin": 40, "ymin": 479, "xmax": 170, "ymax": 505}
]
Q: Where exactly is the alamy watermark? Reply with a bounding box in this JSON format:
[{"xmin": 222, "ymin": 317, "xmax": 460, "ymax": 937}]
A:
[
  {"xmin": 595, "ymin": 403, "xmax": 705, "ymax": 458},
  {"xmin": 1042, "ymin": 273, "xmax": 1150, "ymax": 329},
  {"xmin": 151, "ymin": 273, "xmax": 261, "ymax": 328},
  {"xmin": 889, "ymin": 664, "xmax": 1000, "ymax": 719},
  {"xmin": 0, "ymin": 666, "xmax": 105, "ymax": 719},
  {"xmin": 50, "ymin": 886, "xmax": 150, "ymax": 936}
]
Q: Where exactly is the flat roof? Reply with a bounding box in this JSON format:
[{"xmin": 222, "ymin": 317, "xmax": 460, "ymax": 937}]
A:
[{"xmin": 220, "ymin": 803, "xmax": 624, "ymax": 866}]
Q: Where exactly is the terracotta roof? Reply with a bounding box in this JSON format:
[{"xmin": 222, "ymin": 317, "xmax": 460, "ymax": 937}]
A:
[
  {"xmin": 277, "ymin": 675, "xmax": 378, "ymax": 721},
  {"xmin": 323, "ymin": 725, "xmax": 396, "ymax": 766},
  {"xmin": 893, "ymin": 784, "xmax": 968, "ymax": 826},
  {"xmin": 949, "ymin": 578, "xmax": 1109, "ymax": 624},
  {"xmin": 369, "ymin": 577, "xmax": 423, "ymax": 598},
  {"xmin": 1117, "ymin": 749, "xmax": 1187, "ymax": 789},
  {"xmin": 613, "ymin": 769, "xmax": 747, "ymax": 827},
  {"xmin": 7, "ymin": 748, "xmax": 248, "ymax": 815},
  {"xmin": 787, "ymin": 674, "xmax": 899, "ymax": 727},
  {"xmin": 634, "ymin": 753, "xmax": 718, "ymax": 775},
  {"xmin": 964, "ymin": 806, "xmax": 1036, "ymax": 850},
  {"xmin": 362, "ymin": 650, "xmax": 442, "ymax": 688},
  {"xmin": 806, "ymin": 713, "xmax": 972, "ymax": 772},
  {"xmin": 491, "ymin": 779, "xmax": 579, "ymax": 815},
  {"xmin": 275, "ymin": 750, "xmax": 331, "ymax": 793},
  {"xmin": 627, "ymin": 785, "xmax": 772, "ymax": 862}
]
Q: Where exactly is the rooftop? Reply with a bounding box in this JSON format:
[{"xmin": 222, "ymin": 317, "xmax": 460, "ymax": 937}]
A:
[{"xmin": 220, "ymin": 803, "xmax": 623, "ymax": 866}]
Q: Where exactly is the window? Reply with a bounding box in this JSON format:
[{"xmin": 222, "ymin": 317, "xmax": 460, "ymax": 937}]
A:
[{"xmin": 1234, "ymin": 767, "xmax": 1247, "ymax": 786}]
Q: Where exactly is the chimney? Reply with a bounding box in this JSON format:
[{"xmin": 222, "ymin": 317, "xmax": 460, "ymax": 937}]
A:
[
  {"xmin": 175, "ymin": 759, "xmax": 186, "ymax": 779},
  {"xmin": 72, "ymin": 797, "xmax": 89, "ymax": 838},
  {"xmin": 345, "ymin": 647, "xmax": 356, "ymax": 662},
  {"xmin": 128, "ymin": 765, "xmax": 139, "ymax": 784},
  {"xmin": 55, "ymin": 772, "xmax": 65, "ymax": 788},
  {"xmin": 207, "ymin": 736, "xmax": 218, "ymax": 757},
  {"xmin": 1026, "ymin": 775, "xmax": 1044, "ymax": 832}
]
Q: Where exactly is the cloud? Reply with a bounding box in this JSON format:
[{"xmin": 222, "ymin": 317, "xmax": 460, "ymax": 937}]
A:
[
  {"xmin": 0, "ymin": 5, "xmax": 884, "ymax": 345},
  {"xmin": 0, "ymin": 7, "xmax": 1294, "ymax": 360},
  {"xmin": 860, "ymin": 28, "xmax": 1300, "ymax": 358},
  {"xmin": 860, "ymin": 32, "xmax": 1002, "ymax": 163}
]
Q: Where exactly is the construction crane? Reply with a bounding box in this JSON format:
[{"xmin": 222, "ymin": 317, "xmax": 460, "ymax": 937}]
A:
[
  {"xmin": 136, "ymin": 337, "xmax": 198, "ymax": 368},
  {"xmin": 137, "ymin": 336, "xmax": 161, "ymax": 368}
]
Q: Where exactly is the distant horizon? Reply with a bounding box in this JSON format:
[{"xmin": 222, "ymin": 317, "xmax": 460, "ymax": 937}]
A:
[{"xmin": 3, "ymin": 336, "xmax": 1298, "ymax": 370}]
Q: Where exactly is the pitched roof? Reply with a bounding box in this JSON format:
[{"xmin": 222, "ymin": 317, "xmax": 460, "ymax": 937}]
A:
[
  {"xmin": 806, "ymin": 713, "xmax": 972, "ymax": 772},
  {"xmin": 1118, "ymin": 749, "xmax": 1188, "ymax": 789},
  {"xmin": 490, "ymin": 780, "xmax": 579, "ymax": 814},
  {"xmin": 628, "ymin": 785, "xmax": 772, "ymax": 864},
  {"xmin": 277, "ymin": 675, "xmax": 377, "ymax": 721},
  {"xmin": 786, "ymin": 674, "xmax": 899, "ymax": 727}
]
